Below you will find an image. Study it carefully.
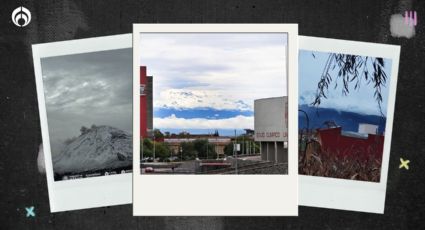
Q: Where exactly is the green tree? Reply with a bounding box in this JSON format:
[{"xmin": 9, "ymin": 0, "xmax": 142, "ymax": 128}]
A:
[
  {"xmin": 224, "ymin": 140, "xmax": 259, "ymax": 156},
  {"xmin": 224, "ymin": 142, "xmax": 234, "ymax": 156},
  {"xmin": 181, "ymin": 142, "xmax": 197, "ymax": 160},
  {"xmin": 141, "ymin": 138, "xmax": 172, "ymax": 161},
  {"xmin": 250, "ymin": 141, "xmax": 260, "ymax": 154},
  {"xmin": 141, "ymin": 138, "xmax": 153, "ymax": 158},
  {"xmin": 213, "ymin": 130, "xmax": 219, "ymax": 136},
  {"xmin": 153, "ymin": 129, "xmax": 164, "ymax": 139},
  {"xmin": 154, "ymin": 142, "xmax": 171, "ymax": 161},
  {"xmin": 177, "ymin": 131, "xmax": 190, "ymax": 138},
  {"xmin": 193, "ymin": 139, "xmax": 217, "ymax": 159}
]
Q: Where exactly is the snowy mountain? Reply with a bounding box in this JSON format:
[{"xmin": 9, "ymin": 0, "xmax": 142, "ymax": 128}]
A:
[
  {"xmin": 298, "ymin": 104, "xmax": 386, "ymax": 133},
  {"xmin": 53, "ymin": 125, "xmax": 132, "ymax": 174}
]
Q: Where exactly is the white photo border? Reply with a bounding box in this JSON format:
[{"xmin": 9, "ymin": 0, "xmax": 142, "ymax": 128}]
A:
[
  {"xmin": 298, "ymin": 36, "xmax": 400, "ymax": 214},
  {"xmin": 133, "ymin": 24, "xmax": 298, "ymax": 216},
  {"xmin": 33, "ymin": 34, "xmax": 133, "ymax": 212}
]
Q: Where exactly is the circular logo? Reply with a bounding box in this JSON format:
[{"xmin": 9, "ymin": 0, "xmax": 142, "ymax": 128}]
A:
[{"xmin": 12, "ymin": 6, "xmax": 31, "ymax": 27}]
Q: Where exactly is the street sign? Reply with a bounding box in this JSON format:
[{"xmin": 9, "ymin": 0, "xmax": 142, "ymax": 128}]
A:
[{"xmin": 234, "ymin": 143, "xmax": 240, "ymax": 151}]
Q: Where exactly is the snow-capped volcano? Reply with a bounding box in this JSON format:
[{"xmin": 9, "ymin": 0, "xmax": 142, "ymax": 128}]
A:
[{"xmin": 53, "ymin": 125, "xmax": 132, "ymax": 174}]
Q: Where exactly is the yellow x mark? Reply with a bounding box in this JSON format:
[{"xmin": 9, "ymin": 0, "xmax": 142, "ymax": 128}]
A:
[{"xmin": 399, "ymin": 158, "xmax": 410, "ymax": 170}]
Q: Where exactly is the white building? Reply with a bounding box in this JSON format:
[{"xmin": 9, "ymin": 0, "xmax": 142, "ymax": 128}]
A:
[
  {"xmin": 254, "ymin": 97, "xmax": 288, "ymax": 163},
  {"xmin": 358, "ymin": 123, "xmax": 378, "ymax": 134}
]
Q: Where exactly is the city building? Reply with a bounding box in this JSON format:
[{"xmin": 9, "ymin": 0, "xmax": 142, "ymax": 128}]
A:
[
  {"xmin": 317, "ymin": 124, "xmax": 384, "ymax": 160},
  {"xmin": 140, "ymin": 66, "xmax": 153, "ymax": 138},
  {"xmin": 254, "ymin": 97, "xmax": 288, "ymax": 163},
  {"xmin": 358, "ymin": 123, "xmax": 379, "ymax": 135}
]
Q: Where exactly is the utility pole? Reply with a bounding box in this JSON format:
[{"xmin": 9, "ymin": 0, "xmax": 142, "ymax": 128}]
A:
[
  {"xmin": 141, "ymin": 136, "xmax": 144, "ymax": 173},
  {"xmin": 234, "ymin": 129, "xmax": 238, "ymax": 174},
  {"xmin": 242, "ymin": 135, "xmax": 245, "ymax": 155},
  {"xmin": 141, "ymin": 136, "xmax": 143, "ymax": 160},
  {"xmin": 153, "ymin": 135, "xmax": 156, "ymax": 162}
]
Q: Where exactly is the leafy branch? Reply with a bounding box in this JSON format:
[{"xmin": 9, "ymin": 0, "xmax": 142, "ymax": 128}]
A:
[{"xmin": 312, "ymin": 53, "xmax": 388, "ymax": 117}]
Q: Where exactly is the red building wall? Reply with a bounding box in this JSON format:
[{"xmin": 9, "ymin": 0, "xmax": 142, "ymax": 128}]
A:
[
  {"xmin": 317, "ymin": 127, "xmax": 384, "ymax": 160},
  {"xmin": 140, "ymin": 66, "xmax": 147, "ymax": 138}
]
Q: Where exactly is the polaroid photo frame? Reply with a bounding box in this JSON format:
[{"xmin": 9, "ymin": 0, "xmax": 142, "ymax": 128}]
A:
[
  {"xmin": 298, "ymin": 36, "xmax": 400, "ymax": 213},
  {"xmin": 133, "ymin": 24, "xmax": 298, "ymax": 216},
  {"xmin": 33, "ymin": 34, "xmax": 132, "ymax": 212}
]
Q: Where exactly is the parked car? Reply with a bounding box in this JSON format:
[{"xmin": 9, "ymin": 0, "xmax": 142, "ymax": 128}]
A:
[{"xmin": 145, "ymin": 167, "xmax": 154, "ymax": 173}]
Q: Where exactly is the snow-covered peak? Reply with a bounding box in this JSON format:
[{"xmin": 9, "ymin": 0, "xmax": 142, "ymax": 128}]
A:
[{"xmin": 53, "ymin": 125, "xmax": 132, "ymax": 174}]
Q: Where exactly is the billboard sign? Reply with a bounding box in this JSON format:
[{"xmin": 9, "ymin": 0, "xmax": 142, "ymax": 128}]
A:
[{"xmin": 254, "ymin": 97, "xmax": 288, "ymax": 142}]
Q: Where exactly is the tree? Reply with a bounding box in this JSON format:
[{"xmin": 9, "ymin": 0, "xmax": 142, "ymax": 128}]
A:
[
  {"xmin": 245, "ymin": 141, "xmax": 260, "ymax": 154},
  {"xmin": 193, "ymin": 139, "xmax": 216, "ymax": 159},
  {"xmin": 141, "ymin": 138, "xmax": 153, "ymax": 158},
  {"xmin": 154, "ymin": 142, "xmax": 171, "ymax": 161},
  {"xmin": 153, "ymin": 129, "xmax": 164, "ymax": 139},
  {"xmin": 140, "ymin": 139, "xmax": 171, "ymax": 161},
  {"xmin": 224, "ymin": 142, "xmax": 234, "ymax": 156},
  {"xmin": 224, "ymin": 140, "xmax": 260, "ymax": 156},
  {"xmin": 312, "ymin": 53, "xmax": 388, "ymax": 116},
  {"xmin": 177, "ymin": 131, "xmax": 190, "ymax": 138},
  {"xmin": 213, "ymin": 130, "xmax": 219, "ymax": 137},
  {"xmin": 180, "ymin": 142, "xmax": 197, "ymax": 160}
]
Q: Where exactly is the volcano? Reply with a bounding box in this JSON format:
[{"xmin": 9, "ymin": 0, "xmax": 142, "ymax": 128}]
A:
[{"xmin": 53, "ymin": 125, "xmax": 132, "ymax": 174}]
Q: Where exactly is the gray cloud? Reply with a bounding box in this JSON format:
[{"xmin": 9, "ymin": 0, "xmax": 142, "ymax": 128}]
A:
[{"xmin": 41, "ymin": 48, "xmax": 132, "ymax": 155}]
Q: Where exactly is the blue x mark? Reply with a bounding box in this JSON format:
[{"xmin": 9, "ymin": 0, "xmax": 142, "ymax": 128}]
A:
[{"xmin": 25, "ymin": 206, "xmax": 35, "ymax": 217}]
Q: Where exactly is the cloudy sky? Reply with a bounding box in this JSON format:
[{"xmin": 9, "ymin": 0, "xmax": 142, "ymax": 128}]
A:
[
  {"xmin": 299, "ymin": 50, "xmax": 392, "ymax": 116},
  {"xmin": 139, "ymin": 33, "xmax": 287, "ymax": 135},
  {"xmin": 41, "ymin": 48, "xmax": 132, "ymax": 155}
]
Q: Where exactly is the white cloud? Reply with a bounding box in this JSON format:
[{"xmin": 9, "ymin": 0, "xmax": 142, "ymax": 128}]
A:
[
  {"xmin": 154, "ymin": 114, "xmax": 253, "ymax": 130},
  {"xmin": 41, "ymin": 49, "xmax": 133, "ymax": 152},
  {"xmin": 140, "ymin": 33, "xmax": 287, "ymax": 111},
  {"xmin": 300, "ymin": 89, "xmax": 386, "ymax": 115},
  {"xmin": 155, "ymin": 89, "xmax": 252, "ymax": 111}
]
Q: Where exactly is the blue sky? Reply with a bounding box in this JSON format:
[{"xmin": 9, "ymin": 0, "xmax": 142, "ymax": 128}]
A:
[
  {"xmin": 140, "ymin": 33, "xmax": 287, "ymax": 135},
  {"xmin": 299, "ymin": 50, "xmax": 392, "ymax": 116}
]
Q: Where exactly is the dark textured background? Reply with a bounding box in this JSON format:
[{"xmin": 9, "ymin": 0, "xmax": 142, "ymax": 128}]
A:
[{"xmin": 1, "ymin": 0, "xmax": 425, "ymax": 229}]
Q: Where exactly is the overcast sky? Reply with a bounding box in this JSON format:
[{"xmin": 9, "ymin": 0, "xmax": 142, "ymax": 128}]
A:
[
  {"xmin": 41, "ymin": 48, "xmax": 132, "ymax": 155},
  {"xmin": 299, "ymin": 50, "xmax": 392, "ymax": 116},
  {"xmin": 139, "ymin": 33, "xmax": 287, "ymax": 133}
]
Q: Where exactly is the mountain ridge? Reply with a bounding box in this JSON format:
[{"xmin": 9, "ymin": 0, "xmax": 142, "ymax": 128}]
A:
[
  {"xmin": 298, "ymin": 104, "xmax": 386, "ymax": 133},
  {"xmin": 53, "ymin": 125, "xmax": 132, "ymax": 174}
]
